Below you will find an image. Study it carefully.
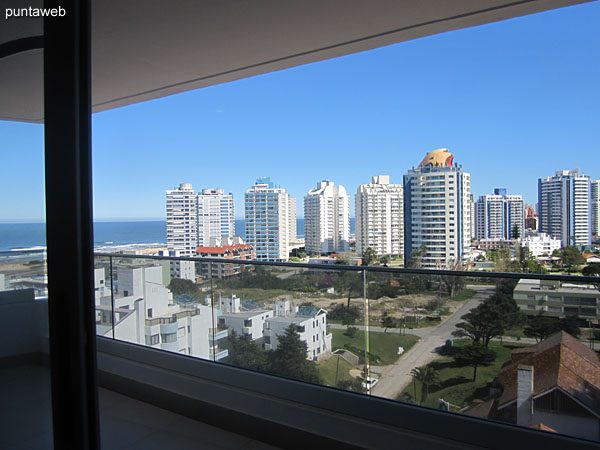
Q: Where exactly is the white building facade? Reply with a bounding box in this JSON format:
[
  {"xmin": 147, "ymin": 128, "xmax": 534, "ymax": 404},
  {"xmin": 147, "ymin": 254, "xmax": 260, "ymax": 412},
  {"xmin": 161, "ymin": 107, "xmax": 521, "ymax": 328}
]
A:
[
  {"xmin": 264, "ymin": 306, "xmax": 332, "ymax": 360},
  {"xmin": 355, "ymin": 175, "xmax": 403, "ymax": 258},
  {"xmin": 538, "ymin": 169, "xmax": 592, "ymax": 247},
  {"xmin": 245, "ymin": 177, "xmax": 293, "ymax": 261},
  {"xmin": 197, "ymin": 188, "xmax": 235, "ymax": 246},
  {"xmin": 475, "ymin": 188, "xmax": 524, "ymax": 241},
  {"xmin": 404, "ymin": 149, "xmax": 471, "ymax": 268},
  {"xmin": 518, "ymin": 231, "xmax": 562, "ymax": 258},
  {"xmin": 95, "ymin": 264, "xmax": 227, "ymax": 360},
  {"xmin": 166, "ymin": 183, "xmax": 198, "ymax": 258},
  {"xmin": 304, "ymin": 180, "xmax": 350, "ymax": 254},
  {"xmin": 592, "ymin": 179, "xmax": 600, "ymax": 238}
]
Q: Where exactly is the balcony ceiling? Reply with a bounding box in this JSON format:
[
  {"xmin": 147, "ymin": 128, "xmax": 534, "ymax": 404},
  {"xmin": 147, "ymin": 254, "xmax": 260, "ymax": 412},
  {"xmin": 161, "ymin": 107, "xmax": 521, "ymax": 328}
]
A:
[{"xmin": 0, "ymin": 0, "xmax": 592, "ymax": 123}]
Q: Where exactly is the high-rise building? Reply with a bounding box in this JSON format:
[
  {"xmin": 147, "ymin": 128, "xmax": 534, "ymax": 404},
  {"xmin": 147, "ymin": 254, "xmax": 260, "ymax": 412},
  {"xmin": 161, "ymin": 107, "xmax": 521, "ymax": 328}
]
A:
[
  {"xmin": 304, "ymin": 180, "xmax": 350, "ymax": 254},
  {"xmin": 197, "ymin": 188, "xmax": 234, "ymax": 246},
  {"xmin": 404, "ymin": 148, "xmax": 471, "ymax": 268},
  {"xmin": 355, "ymin": 175, "xmax": 403, "ymax": 258},
  {"xmin": 592, "ymin": 180, "xmax": 600, "ymax": 238},
  {"xmin": 245, "ymin": 177, "xmax": 292, "ymax": 261},
  {"xmin": 524, "ymin": 204, "xmax": 538, "ymax": 231},
  {"xmin": 166, "ymin": 183, "xmax": 198, "ymax": 258},
  {"xmin": 538, "ymin": 169, "xmax": 591, "ymax": 247},
  {"xmin": 288, "ymin": 196, "xmax": 297, "ymax": 242},
  {"xmin": 469, "ymin": 193, "xmax": 476, "ymax": 240},
  {"xmin": 475, "ymin": 188, "xmax": 524, "ymax": 241}
]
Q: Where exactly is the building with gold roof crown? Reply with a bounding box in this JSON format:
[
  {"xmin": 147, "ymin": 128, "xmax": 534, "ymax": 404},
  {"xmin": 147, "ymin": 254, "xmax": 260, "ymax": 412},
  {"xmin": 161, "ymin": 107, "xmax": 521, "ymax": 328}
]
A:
[
  {"xmin": 417, "ymin": 148, "xmax": 454, "ymax": 169},
  {"xmin": 404, "ymin": 149, "xmax": 471, "ymax": 268}
]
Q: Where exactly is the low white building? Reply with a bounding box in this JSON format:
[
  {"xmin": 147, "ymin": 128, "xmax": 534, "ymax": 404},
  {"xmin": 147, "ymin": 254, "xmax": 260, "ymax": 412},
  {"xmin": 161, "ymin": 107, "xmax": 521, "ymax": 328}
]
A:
[
  {"xmin": 264, "ymin": 306, "xmax": 332, "ymax": 360},
  {"xmin": 219, "ymin": 309, "xmax": 274, "ymax": 341},
  {"xmin": 158, "ymin": 249, "xmax": 196, "ymax": 281},
  {"xmin": 95, "ymin": 263, "xmax": 227, "ymax": 360},
  {"xmin": 518, "ymin": 231, "xmax": 562, "ymax": 258},
  {"xmin": 513, "ymin": 279, "xmax": 599, "ymax": 320}
]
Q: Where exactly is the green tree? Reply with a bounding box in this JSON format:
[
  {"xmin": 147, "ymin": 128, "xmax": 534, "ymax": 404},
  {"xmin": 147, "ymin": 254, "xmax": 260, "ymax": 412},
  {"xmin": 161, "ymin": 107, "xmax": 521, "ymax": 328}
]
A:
[
  {"xmin": 333, "ymin": 272, "xmax": 363, "ymax": 309},
  {"xmin": 441, "ymin": 260, "xmax": 466, "ymax": 298},
  {"xmin": 380, "ymin": 313, "xmax": 395, "ymax": 333},
  {"xmin": 268, "ymin": 324, "xmax": 322, "ymax": 383},
  {"xmin": 560, "ymin": 246, "xmax": 585, "ymax": 272},
  {"xmin": 361, "ymin": 247, "xmax": 378, "ymax": 266},
  {"xmin": 523, "ymin": 316, "xmax": 581, "ymax": 342},
  {"xmin": 516, "ymin": 245, "xmax": 546, "ymax": 274},
  {"xmin": 453, "ymin": 300, "xmax": 505, "ymax": 347},
  {"xmin": 379, "ymin": 254, "xmax": 391, "ymax": 266},
  {"xmin": 582, "ymin": 263, "xmax": 600, "ymax": 276},
  {"xmin": 406, "ymin": 245, "xmax": 427, "ymax": 269},
  {"xmin": 168, "ymin": 278, "xmax": 199, "ymax": 296},
  {"xmin": 410, "ymin": 366, "xmax": 439, "ymax": 405},
  {"xmin": 225, "ymin": 330, "xmax": 268, "ymax": 371},
  {"xmin": 453, "ymin": 344, "xmax": 496, "ymax": 382}
]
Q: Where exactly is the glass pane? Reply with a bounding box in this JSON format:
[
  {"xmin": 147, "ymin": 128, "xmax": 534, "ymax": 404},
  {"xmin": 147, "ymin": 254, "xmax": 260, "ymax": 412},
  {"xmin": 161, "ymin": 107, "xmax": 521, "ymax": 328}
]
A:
[
  {"xmin": 0, "ymin": 122, "xmax": 53, "ymax": 445},
  {"xmin": 364, "ymin": 268, "xmax": 600, "ymax": 441},
  {"xmin": 214, "ymin": 263, "xmax": 368, "ymax": 390}
]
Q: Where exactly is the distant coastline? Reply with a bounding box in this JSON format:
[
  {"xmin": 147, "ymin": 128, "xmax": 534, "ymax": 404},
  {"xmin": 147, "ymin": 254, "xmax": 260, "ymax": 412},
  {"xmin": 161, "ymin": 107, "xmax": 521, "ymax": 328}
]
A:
[{"xmin": 0, "ymin": 218, "xmax": 356, "ymax": 252}]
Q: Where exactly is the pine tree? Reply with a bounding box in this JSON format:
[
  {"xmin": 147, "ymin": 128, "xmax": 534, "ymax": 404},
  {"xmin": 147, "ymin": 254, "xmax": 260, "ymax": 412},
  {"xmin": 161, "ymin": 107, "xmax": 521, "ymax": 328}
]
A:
[{"xmin": 269, "ymin": 324, "xmax": 322, "ymax": 383}]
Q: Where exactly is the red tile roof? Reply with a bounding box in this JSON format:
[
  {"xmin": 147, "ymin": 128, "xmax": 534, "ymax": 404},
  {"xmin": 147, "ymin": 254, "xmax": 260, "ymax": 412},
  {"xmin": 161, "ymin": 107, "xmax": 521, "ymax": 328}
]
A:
[
  {"xmin": 196, "ymin": 244, "xmax": 253, "ymax": 254},
  {"xmin": 498, "ymin": 332, "xmax": 600, "ymax": 412}
]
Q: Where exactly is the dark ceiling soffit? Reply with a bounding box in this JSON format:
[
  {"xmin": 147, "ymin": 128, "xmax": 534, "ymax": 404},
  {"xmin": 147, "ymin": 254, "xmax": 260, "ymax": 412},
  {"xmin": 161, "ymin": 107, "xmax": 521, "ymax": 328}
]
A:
[
  {"xmin": 0, "ymin": 36, "xmax": 44, "ymax": 60},
  {"xmin": 92, "ymin": 0, "xmax": 543, "ymax": 109}
]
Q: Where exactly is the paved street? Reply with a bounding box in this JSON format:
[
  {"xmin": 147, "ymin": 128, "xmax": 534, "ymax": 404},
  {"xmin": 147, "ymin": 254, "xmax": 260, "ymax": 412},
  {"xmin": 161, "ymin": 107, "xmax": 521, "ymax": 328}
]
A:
[{"xmin": 364, "ymin": 285, "xmax": 496, "ymax": 400}]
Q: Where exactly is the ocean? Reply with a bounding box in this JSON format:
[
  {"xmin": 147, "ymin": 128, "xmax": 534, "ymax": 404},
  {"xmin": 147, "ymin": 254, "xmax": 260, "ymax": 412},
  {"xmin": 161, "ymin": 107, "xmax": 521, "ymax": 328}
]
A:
[{"xmin": 0, "ymin": 218, "xmax": 356, "ymax": 252}]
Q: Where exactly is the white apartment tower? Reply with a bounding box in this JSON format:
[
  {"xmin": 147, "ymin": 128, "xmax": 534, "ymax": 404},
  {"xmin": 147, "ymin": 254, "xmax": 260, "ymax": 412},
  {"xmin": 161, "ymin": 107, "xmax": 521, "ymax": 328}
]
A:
[
  {"xmin": 475, "ymin": 188, "xmax": 524, "ymax": 241},
  {"xmin": 304, "ymin": 180, "xmax": 350, "ymax": 254},
  {"xmin": 197, "ymin": 188, "xmax": 234, "ymax": 246},
  {"xmin": 538, "ymin": 169, "xmax": 591, "ymax": 247},
  {"xmin": 355, "ymin": 175, "xmax": 403, "ymax": 258},
  {"xmin": 404, "ymin": 149, "xmax": 471, "ymax": 268},
  {"xmin": 592, "ymin": 180, "xmax": 600, "ymax": 238},
  {"xmin": 288, "ymin": 196, "xmax": 297, "ymax": 242},
  {"xmin": 245, "ymin": 177, "xmax": 293, "ymax": 261},
  {"xmin": 166, "ymin": 183, "xmax": 198, "ymax": 258}
]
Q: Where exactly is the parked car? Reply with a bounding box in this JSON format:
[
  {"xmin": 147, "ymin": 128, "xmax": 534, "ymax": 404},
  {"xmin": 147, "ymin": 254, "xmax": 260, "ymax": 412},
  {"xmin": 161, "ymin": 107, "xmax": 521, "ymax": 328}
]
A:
[{"xmin": 362, "ymin": 377, "xmax": 378, "ymax": 390}]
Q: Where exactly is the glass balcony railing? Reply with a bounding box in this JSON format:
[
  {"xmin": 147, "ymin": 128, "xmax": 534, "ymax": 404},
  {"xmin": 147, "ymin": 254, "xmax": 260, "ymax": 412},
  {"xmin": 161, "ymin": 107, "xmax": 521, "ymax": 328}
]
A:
[
  {"xmin": 90, "ymin": 252, "xmax": 600, "ymax": 443},
  {"xmin": 3, "ymin": 249, "xmax": 598, "ymax": 443}
]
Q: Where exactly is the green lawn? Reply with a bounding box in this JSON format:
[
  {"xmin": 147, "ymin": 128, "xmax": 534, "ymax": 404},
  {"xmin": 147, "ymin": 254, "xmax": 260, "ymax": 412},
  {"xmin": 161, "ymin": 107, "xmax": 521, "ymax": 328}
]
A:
[
  {"xmin": 398, "ymin": 339, "xmax": 529, "ymax": 409},
  {"xmin": 453, "ymin": 289, "xmax": 477, "ymax": 302},
  {"xmin": 503, "ymin": 326, "xmax": 526, "ymax": 339},
  {"xmin": 331, "ymin": 329, "xmax": 419, "ymax": 365},
  {"xmin": 316, "ymin": 355, "xmax": 356, "ymax": 386}
]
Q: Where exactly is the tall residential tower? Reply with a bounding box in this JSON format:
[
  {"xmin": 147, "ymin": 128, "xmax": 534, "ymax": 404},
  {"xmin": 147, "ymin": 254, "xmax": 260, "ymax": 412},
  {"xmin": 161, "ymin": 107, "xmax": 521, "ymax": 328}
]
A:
[
  {"xmin": 475, "ymin": 188, "xmax": 524, "ymax": 241},
  {"xmin": 245, "ymin": 177, "xmax": 294, "ymax": 261},
  {"xmin": 404, "ymin": 149, "xmax": 471, "ymax": 268},
  {"xmin": 166, "ymin": 183, "xmax": 198, "ymax": 257},
  {"xmin": 592, "ymin": 179, "xmax": 600, "ymax": 238},
  {"xmin": 538, "ymin": 169, "xmax": 591, "ymax": 247},
  {"xmin": 197, "ymin": 188, "xmax": 234, "ymax": 246},
  {"xmin": 304, "ymin": 180, "xmax": 350, "ymax": 254},
  {"xmin": 355, "ymin": 175, "xmax": 403, "ymax": 258}
]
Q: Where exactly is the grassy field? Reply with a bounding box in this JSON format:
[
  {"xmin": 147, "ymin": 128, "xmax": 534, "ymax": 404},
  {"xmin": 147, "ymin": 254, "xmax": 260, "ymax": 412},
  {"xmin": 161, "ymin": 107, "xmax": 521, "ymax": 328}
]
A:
[
  {"xmin": 453, "ymin": 289, "xmax": 477, "ymax": 302},
  {"xmin": 316, "ymin": 355, "xmax": 356, "ymax": 386},
  {"xmin": 331, "ymin": 329, "xmax": 419, "ymax": 365},
  {"xmin": 398, "ymin": 339, "xmax": 529, "ymax": 409}
]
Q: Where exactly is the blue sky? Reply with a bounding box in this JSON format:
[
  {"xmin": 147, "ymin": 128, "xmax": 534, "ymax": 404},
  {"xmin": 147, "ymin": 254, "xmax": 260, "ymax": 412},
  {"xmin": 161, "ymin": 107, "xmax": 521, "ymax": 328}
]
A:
[{"xmin": 1, "ymin": 1, "xmax": 599, "ymax": 222}]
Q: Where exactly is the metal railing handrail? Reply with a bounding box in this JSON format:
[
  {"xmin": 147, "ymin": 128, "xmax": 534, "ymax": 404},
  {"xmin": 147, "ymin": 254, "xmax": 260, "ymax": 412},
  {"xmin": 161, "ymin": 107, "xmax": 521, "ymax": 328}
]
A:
[{"xmin": 94, "ymin": 252, "xmax": 600, "ymax": 284}]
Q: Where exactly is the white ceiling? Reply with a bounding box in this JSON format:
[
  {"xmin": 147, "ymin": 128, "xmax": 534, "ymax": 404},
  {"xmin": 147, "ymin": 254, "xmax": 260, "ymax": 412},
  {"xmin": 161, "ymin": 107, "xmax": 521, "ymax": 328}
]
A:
[{"xmin": 0, "ymin": 0, "xmax": 592, "ymax": 123}]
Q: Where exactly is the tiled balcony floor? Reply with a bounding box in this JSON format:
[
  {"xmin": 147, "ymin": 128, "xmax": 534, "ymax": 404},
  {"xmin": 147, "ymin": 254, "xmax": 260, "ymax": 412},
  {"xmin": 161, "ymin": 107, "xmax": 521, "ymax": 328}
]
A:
[{"xmin": 0, "ymin": 365, "xmax": 281, "ymax": 450}]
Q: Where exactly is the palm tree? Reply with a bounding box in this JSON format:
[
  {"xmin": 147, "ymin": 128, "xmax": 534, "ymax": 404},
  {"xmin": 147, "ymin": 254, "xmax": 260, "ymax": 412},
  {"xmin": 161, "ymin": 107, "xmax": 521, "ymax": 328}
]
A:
[{"xmin": 410, "ymin": 366, "xmax": 439, "ymax": 405}]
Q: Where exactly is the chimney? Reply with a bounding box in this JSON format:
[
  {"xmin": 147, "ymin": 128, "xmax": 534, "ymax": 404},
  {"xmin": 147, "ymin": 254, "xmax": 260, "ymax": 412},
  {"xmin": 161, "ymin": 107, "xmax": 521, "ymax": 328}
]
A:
[{"xmin": 517, "ymin": 365, "xmax": 534, "ymax": 427}]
